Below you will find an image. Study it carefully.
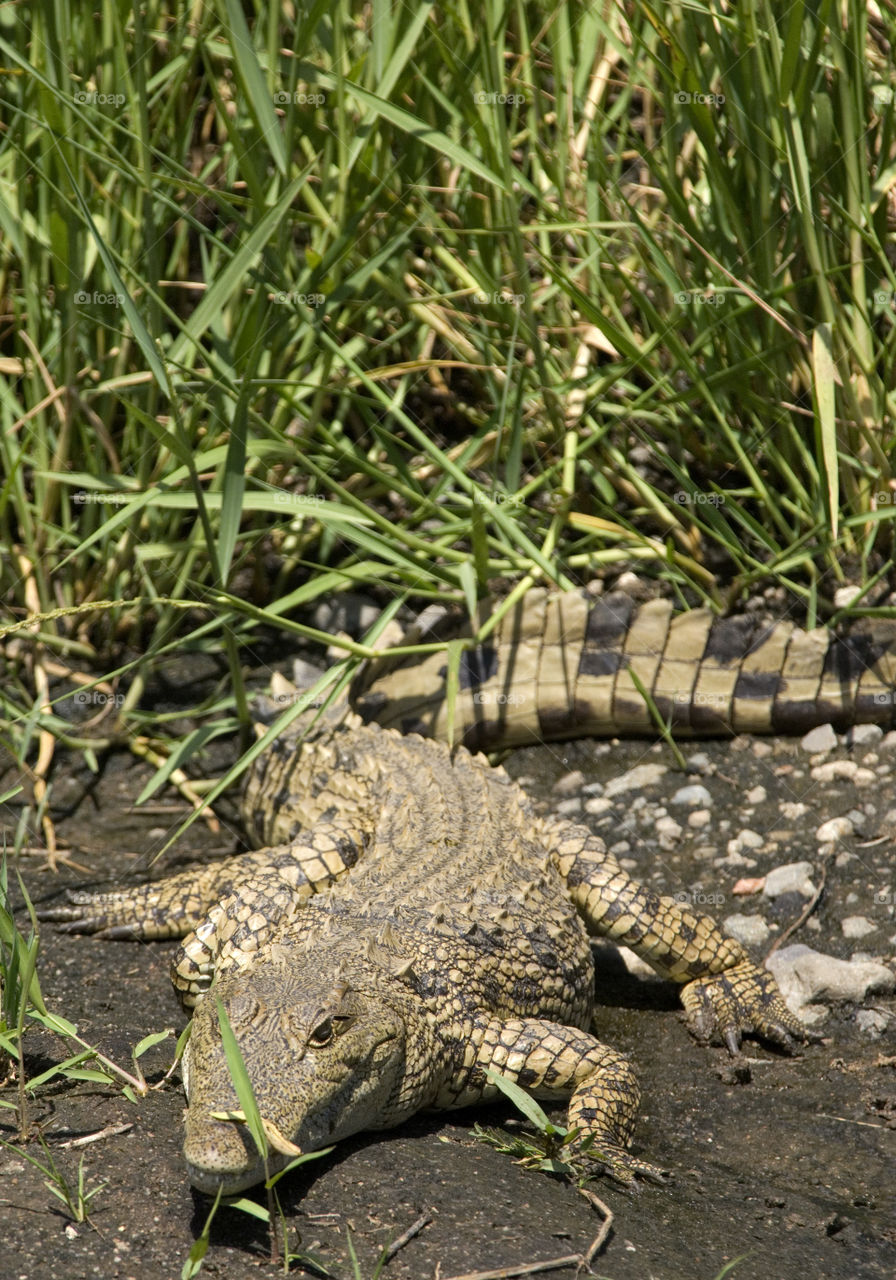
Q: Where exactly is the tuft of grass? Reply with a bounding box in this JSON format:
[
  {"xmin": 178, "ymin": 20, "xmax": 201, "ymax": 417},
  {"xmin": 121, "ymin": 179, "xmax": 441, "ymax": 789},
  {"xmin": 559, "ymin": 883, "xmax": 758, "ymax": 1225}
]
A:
[
  {"xmin": 0, "ymin": 852, "xmax": 176, "ymax": 1131},
  {"xmin": 0, "ymin": 1133, "xmax": 108, "ymax": 1226},
  {"xmin": 1, "ymin": 2, "xmax": 895, "ymax": 834}
]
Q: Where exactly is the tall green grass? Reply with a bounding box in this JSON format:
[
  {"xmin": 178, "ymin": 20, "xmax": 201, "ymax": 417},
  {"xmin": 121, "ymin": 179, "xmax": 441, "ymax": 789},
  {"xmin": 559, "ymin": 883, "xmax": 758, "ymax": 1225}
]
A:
[{"xmin": 1, "ymin": 0, "xmax": 895, "ymax": 810}]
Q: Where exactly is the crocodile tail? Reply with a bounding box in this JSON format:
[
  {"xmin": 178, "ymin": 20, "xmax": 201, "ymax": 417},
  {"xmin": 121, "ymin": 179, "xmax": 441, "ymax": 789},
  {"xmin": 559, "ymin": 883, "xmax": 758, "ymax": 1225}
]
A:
[{"xmin": 350, "ymin": 589, "xmax": 896, "ymax": 750}]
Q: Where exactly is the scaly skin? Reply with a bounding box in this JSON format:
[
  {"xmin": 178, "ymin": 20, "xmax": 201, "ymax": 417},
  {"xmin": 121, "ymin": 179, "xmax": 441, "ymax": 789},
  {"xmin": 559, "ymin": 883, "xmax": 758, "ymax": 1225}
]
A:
[
  {"xmin": 43, "ymin": 718, "xmax": 807, "ymax": 1195},
  {"xmin": 351, "ymin": 588, "xmax": 896, "ymax": 747}
]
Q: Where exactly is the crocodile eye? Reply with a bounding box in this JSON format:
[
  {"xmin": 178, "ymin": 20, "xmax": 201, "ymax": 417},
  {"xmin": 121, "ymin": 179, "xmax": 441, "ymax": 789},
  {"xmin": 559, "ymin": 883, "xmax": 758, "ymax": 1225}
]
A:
[{"xmin": 307, "ymin": 1017, "xmax": 335, "ymax": 1047}]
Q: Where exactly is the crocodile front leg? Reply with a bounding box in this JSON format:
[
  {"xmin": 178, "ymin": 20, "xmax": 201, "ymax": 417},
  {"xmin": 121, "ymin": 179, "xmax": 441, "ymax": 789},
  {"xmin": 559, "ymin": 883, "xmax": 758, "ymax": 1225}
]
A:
[
  {"xmin": 38, "ymin": 821, "xmax": 368, "ymax": 942},
  {"xmin": 442, "ymin": 1016, "xmax": 666, "ymax": 1185},
  {"xmin": 547, "ymin": 815, "xmax": 808, "ymax": 1053}
]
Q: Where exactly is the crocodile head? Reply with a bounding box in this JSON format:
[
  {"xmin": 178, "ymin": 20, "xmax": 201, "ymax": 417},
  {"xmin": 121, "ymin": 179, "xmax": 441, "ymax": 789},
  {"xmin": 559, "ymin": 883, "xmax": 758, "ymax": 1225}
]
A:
[{"xmin": 181, "ymin": 965, "xmax": 406, "ymax": 1194}]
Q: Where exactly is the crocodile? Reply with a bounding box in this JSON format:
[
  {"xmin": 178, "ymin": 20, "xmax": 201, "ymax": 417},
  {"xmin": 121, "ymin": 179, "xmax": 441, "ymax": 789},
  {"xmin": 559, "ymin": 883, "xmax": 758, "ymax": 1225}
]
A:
[{"xmin": 40, "ymin": 586, "xmax": 833, "ymax": 1195}]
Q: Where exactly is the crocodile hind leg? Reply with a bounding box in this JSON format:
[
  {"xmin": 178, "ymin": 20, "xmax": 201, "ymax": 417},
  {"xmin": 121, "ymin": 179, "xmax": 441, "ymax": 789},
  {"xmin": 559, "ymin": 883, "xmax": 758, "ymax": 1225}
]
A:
[
  {"xmin": 37, "ymin": 820, "xmax": 368, "ymax": 942},
  {"xmin": 545, "ymin": 815, "xmax": 807, "ymax": 1053},
  {"xmin": 448, "ymin": 1016, "xmax": 666, "ymax": 1185}
]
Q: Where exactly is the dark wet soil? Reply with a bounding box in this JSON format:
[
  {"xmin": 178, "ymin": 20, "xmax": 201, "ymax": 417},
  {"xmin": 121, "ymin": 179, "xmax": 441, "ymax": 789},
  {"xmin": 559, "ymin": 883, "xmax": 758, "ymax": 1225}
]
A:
[{"xmin": 1, "ymin": 720, "xmax": 895, "ymax": 1280}]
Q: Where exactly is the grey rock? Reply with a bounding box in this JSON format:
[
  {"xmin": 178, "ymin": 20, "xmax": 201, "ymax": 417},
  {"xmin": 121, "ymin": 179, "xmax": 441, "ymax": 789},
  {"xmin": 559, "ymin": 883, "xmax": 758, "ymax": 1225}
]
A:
[
  {"xmin": 811, "ymin": 760, "xmax": 877, "ymax": 786},
  {"xmin": 584, "ymin": 796, "xmax": 613, "ymax": 817},
  {"xmin": 801, "ymin": 723, "xmax": 838, "ymax": 753},
  {"xmin": 841, "ymin": 915, "xmax": 877, "ymax": 940},
  {"xmin": 763, "ymin": 861, "xmax": 816, "ymax": 899},
  {"xmin": 604, "ymin": 762, "xmax": 668, "ymax": 798},
  {"xmin": 552, "ymin": 770, "xmax": 585, "ymax": 796},
  {"xmin": 554, "ymin": 797, "xmax": 582, "ymax": 817},
  {"xmin": 766, "ymin": 944, "xmax": 894, "ymax": 1015},
  {"xmin": 855, "ymin": 1009, "xmax": 889, "ymax": 1037},
  {"xmin": 685, "ymin": 752, "xmax": 712, "ymax": 773},
  {"xmin": 814, "ymin": 816, "xmax": 854, "ymax": 844},
  {"xmin": 848, "ymin": 723, "xmax": 884, "ymax": 747},
  {"xmin": 722, "ymin": 913, "xmax": 771, "ymax": 947},
  {"xmin": 311, "ymin": 594, "xmax": 382, "ymax": 636},
  {"xmin": 670, "ymin": 783, "xmax": 713, "ymax": 807}
]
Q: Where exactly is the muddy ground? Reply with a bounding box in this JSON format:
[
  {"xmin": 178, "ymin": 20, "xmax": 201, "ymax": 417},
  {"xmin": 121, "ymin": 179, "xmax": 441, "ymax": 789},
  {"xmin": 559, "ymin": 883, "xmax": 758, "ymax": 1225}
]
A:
[{"xmin": 1, "ymin": 681, "xmax": 895, "ymax": 1280}]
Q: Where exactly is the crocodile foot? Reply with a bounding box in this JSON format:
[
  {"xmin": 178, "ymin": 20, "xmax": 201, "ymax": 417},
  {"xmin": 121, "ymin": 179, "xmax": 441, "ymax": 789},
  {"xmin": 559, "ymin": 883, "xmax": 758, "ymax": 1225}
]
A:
[
  {"xmin": 681, "ymin": 959, "xmax": 811, "ymax": 1054},
  {"xmin": 580, "ymin": 1140, "xmax": 670, "ymax": 1188}
]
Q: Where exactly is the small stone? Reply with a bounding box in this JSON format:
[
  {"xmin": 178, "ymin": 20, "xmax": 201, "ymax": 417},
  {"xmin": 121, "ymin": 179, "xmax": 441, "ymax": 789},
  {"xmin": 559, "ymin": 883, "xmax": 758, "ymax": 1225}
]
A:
[
  {"xmin": 815, "ymin": 816, "xmax": 855, "ymax": 843},
  {"xmin": 855, "ymin": 1009, "xmax": 889, "ymax": 1037},
  {"xmin": 290, "ymin": 656, "xmax": 327, "ymax": 688},
  {"xmin": 781, "ymin": 801, "xmax": 810, "ymax": 820},
  {"xmin": 811, "ymin": 761, "xmax": 876, "ymax": 787},
  {"xmin": 584, "ymin": 796, "xmax": 613, "ymax": 817},
  {"xmin": 670, "ymin": 783, "xmax": 713, "ymax": 807},
  {"xmin": 312, "ymin": 593, "xmax": 381, "ymax": 636},
  {"xmin": 554, "ymin": 797, "xmax": 582, "ymax": 816},
  {"xmin": 833, "ymin": 585, "xmax": 862, "ymax": 609},
  {"xmin": 848, "ymin": 723, "xmax": 884, "ymax": 747},
  {"xmin": 766, "ymin": 944, "xmax": 894, "ymax": 1013},
  {"xmin": 752, "ymin": 741, "xmax": 773, "ymax": 758},
  {"xmin": 614, "ymin": 570, "xmax": 646, "ymax": 594},
  {"xmin": 801, "ymin": 723, "xmax": 838, "ymax": 753},
  {"xmin": 729, "ymin": 829, "xmax": 765, "ymax": 855},
  {"xmin": 763, "ymin": 861, "xmax": 816, "ymax": 899},
  {"xmin": 581, "ymin": 781, "xmax": 604, "ymax": 796},
  {"xmin": 656, "ymin": 816, "xmax": 683, "ymax": 849},
  {"xmin": 841, "ymin": 915, "xmax": 877, "ymax": 939},
  {"xmin": 723, "ymin": 913, "xmax": 771, "ymax": 947},
  {"xmin": 688, "ymin": 809, "xmax": 712, "ymax": 829},
  {"xmin": 880, "ymin": 731, "xmax": 896, "ymax": 751},
  {"xmin": 685, "ymin": 751, "xmax": 712, "ymax": 773},
  {"xmin": 732, "ymin": 877, "xmax": 765, "ymax": 895},
  {"xmin": 604, "ymin": 762, "xmax": 669, "ymax": 798},
  {"xmin": 552, "ymin": 770, "xmax": 585, "ymax": 796},
  {"xmin": 745, "ymin": 785, "xmax": 767, "ymax": 804}
]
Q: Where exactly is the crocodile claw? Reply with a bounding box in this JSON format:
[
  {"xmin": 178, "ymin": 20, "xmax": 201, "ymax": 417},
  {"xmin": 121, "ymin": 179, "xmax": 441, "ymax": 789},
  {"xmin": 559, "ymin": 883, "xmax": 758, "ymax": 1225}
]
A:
[
  {"xmin": 37, "ymin": 890, "xmax": 141, "ymax": 938},
  {"xmin": 681, "ymin": 959, "xmax": 809, "ymax": 1056},
  {"xmin": 584, "ymin": 1143, "xmax": 671, "ymax": 1188}
]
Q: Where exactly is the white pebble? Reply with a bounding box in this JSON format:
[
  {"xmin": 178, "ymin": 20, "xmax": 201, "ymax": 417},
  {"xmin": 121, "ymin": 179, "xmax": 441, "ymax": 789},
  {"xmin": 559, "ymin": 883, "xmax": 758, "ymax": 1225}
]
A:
[{"xmin": 801, "ymin": 723, "xmax": 838, "ymax": 753}]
